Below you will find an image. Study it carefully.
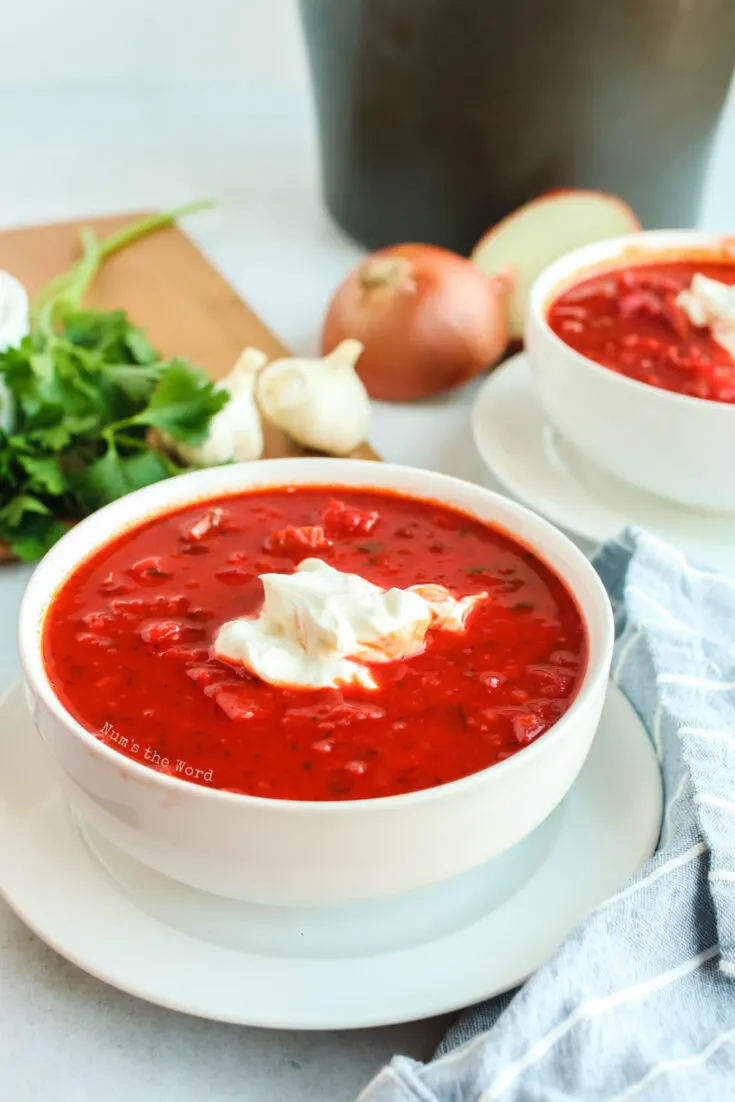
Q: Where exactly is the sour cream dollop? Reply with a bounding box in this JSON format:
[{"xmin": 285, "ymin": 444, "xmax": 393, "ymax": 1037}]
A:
[
  {"xmin": 213, "ymin": 558, "xmax": 485, "ymax": 690},
  {"xmin": 676, "ymin": 273, "xmax": 735, "ymax": 359}
]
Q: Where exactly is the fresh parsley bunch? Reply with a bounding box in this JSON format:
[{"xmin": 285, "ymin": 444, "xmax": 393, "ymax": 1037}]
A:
[{"xmin": 0, "ymin": 204, "xmax": 228, "ymax": 561}]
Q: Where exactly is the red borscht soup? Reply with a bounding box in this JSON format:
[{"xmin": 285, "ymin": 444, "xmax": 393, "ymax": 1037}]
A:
[
  {"xmin": 43, "ymin": 488, "xmax": 587, "ymax": 801},
  {"xmin": 547, "ymin": 258, "xmax": 735, "ymax": 402}
]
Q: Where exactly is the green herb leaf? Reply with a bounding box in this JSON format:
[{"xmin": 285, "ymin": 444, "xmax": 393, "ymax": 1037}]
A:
[
  {"xmin": 17, "ymin": 455, "xmax": 68, "ymax": 496},
  {"xmin": 74, "ymin": 445, "xmax": 175, "ymax": 513},
  {"xmin": 0, "ymin": 493, "xmax": 51, "ymax": 527},
  {"xmin": 358, "ymin": 540, "xmax": 383, "ymax": 555},
  {"xmin": 6, "ymin": 515, "xmax": 69, "ymax": 563},
  {"xmin": 30, "ymin": 415, "xmax": 100, "ymax": 452},
  {"xmin": 135, "ymin": 358, "xmax": 228, "ymax": 444},
  {"xmin": 124, "ymin": 327, "xmax": 159, "ymax": 365},
  {"xmin": 102, "ymin": 361, "xmax": 163, "ymax": 404},
  {"xmin": 64, "ymin": 310, "xmax": 159, "ymax": 367}
]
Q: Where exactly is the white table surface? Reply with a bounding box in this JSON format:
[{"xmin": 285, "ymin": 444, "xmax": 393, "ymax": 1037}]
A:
[{"xmin": 1, "ymin": 83, "xmax": 734, "ymax": 1102}]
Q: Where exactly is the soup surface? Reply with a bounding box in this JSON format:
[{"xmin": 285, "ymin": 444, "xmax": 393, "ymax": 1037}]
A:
[
  {"xmin": 547, "ymin": 259, "xmax": 735, "ymax": 401},
  {"xmin": 43, "ymin": 488, "xmax": 586, "ymax": 801}
]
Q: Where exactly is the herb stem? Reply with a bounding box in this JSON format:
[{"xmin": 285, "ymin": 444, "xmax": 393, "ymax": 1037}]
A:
[
  {"xmin": 101, "ymin": 417, "xmax": 138, "ymax": 444},
  {"xmin": 97, "ymin": 200, "xmax": 213, "ymax": 263},
  {"xmin": 30, "ymin": 200, "xmax": 213, "ymax": 327},
  {"xmin": 114, "ymin": 433, "xmax": 149, "ymax": 451}
]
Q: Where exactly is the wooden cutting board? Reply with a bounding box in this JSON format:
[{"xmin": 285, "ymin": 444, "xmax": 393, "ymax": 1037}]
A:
[{"xmin": 0, "ymin": 211, "xmax": 379, "ymax": 462}]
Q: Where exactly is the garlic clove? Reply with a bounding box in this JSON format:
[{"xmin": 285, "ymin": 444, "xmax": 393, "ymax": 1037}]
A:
[
  {"xmin": 226, "ymin": 347, "xmax": 270, "ymax": 391},
  {"xmin": 325, "ymin": 337, "xmax": 365, "ymax": 366},
  {"xmin": 261, "ymin": 367, "xmax": 308, "ymax": 411},
  {"xmin": 166, "ymin": 345, "xmax": 267, "ymax": 466},
  {"xmin": 256, "ymin": 339, "xmax": 371, "ymax": 456}
]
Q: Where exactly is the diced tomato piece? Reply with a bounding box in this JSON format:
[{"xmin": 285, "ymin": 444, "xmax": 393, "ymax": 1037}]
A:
[
  {"xmin": 187, "ymin": 607, "xmax": 215, "ymax": 623},
  {"xmin": 618, "ymin": 290, "xmax": 662, "ymax": 319},
  {"xmin": 215, "ymin": 690, "xmax": 265, "ymax": 722},
  {"xmin": 550, "ymin": 650, "xmax": 579, "ymax": 668},
  {"xmin": 80, "ymin": 610, "xmax": 116, "ymax": 633},
  {"xmin": 158, "ymin": 594, "xmax": 192, "ymax": 616},
  {"xmin": 431, "ymin": 511, "xmax": 462, "ymax": 531},
  {"xmin": 113, "ymin": 595, "xmax": 190, "ymax": 622},
  {"xmin": 74, "ymin": 632, "xmax": 116, "ymax": 649},
  {"xmin": 317, "ymin": 701, "xmax": 387, "ymax": 728},
  {"xmin": 661, "ymin": 297, "xmax": 691, "ymax": 340},
  {"xmin": 179, "ymin": 544, "xmax": 211, "ymax": 558},
  {"xmin": 617, "ymin": 270, "xmax": 640, "ymax": 292},
  {"xmin": 618, "ymin": 270, "xmax": 680, "ymax": 295},
  {"xmin": 183, "ymin": 508, "xmax": 225, "ymax": 542},
  {"xmin": 622, "ymin": 334, "xmax": 662, "ymax": 353},
  {"xmin": 186, "ymin": 663, "xmax": 225, "ymax": 685},
  {"xmin": 163, "ymin": 644, "xmax": 210, "ymax": 663},
  {"xmin": 141, "ymin": 620, "xmax": 186, "ymax": 645},
  {"xmin": 530, "ymin": 664, "xmax": 575, "ymax": 698},
  {"xmin": 98, "ymin": 573, "xmax": 129, "ymax": 596},
  {"xmin": 126, "ymin": 557, "xmax": 172, "ymax": 584},
  {"xmin": 550, "ymin": 304, "xmax": 588, "ymax": 321},
  {"xmin": 284, "ymin": 697, "xmax": 386, "ymax": 728},
  {"xmin": 511, "ymin": 712, "xmax": 546, "ymax": 745},
  {"xmin": 265, "ymin": 525, "xmax": 333, "ymax": 555},
  {"xmin": 322, "ymin": 498, "xmax": 380, "ymax": 537},
  {"xmin": 215, "ymin": 567, "xmax": 255, "ymax": 587},
  {"xmin": 140, "ymin": 620, "xmax": 204, "ymax": 647},
  {"xmin": 110, "ymin": 597, "xmax": 150, "ymax": 620}
]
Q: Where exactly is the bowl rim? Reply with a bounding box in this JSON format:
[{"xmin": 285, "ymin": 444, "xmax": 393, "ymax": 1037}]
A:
[
  {"xmin": 528, "ymin": 227, "xmax": 735, "ymax": 416},
  {"xmin": 19, "ymin": 457, "xmax": 614, "ymax": 813}
]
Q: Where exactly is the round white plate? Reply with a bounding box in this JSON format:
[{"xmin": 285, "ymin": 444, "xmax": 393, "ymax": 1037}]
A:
[
  {"xmin": 472, "ymin": 353, "xmax": 735, "ymax": 570},
  {"xmin": 0, "ymin": 681, "xmax": 661, "ymax": 1030}
]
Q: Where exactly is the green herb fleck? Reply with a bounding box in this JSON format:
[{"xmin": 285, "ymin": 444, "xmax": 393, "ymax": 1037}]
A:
[{"xmin": 358, "ymin": 540, "xmax": 383, "ymax": 555}]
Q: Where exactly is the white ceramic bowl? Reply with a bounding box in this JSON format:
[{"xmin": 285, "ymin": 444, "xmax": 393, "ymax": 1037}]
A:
[
  {"xmin": 19, "ymin": 458, "xmax": 613, "ymax": 906},
  {"xmin": 0, "ymin": 270, "xmax": 29, "ymax": 434},
  {"xmin": 526, "ymin": 230, "xmax": 735, "ymax": 512}
]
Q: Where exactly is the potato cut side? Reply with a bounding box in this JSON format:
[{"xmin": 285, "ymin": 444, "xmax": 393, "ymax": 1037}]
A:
[{"xmin": 471, "ymin": 190, "xmax": 641, "ymax": 340}]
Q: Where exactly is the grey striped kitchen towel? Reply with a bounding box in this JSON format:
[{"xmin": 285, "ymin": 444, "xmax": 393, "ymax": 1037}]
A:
[{"xmin": 358, "ymin": 527, "xmax": 735, "ymax": 1101}]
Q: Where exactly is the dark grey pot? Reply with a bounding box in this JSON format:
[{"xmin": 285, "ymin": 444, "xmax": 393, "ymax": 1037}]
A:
[{"xmin": 300, "ymin": 0, "xmax": 735, "ymax": 253}]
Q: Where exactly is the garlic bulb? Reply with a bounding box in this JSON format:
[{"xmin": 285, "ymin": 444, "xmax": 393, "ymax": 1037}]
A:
[
  {"xmin": 171, "ymin": 347, "xmax": 267, "ymax": 466},
  {"xmin": 255, "ymin": 339, "xmax": 370, "ymax": 455}
]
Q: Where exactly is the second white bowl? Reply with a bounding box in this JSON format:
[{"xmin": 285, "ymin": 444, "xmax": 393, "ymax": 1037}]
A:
[{"xmin": 526, "ymin": 230, "xmax": 735, "ymax": 512}]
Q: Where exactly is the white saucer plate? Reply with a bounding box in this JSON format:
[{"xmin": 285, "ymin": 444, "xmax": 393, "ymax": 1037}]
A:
[
  {"xmin": 472, "ymin": 353, "xmax": 735, "ymax": 571},
  {"xmin": 0, "ymin": 681, "xmax": 661, "ymax": 1030}
]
